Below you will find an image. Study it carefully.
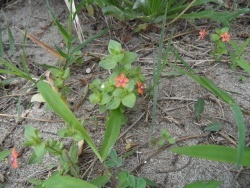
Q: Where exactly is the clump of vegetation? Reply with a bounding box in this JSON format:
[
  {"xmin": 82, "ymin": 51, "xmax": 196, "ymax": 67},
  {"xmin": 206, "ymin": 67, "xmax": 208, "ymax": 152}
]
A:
[{"xmin": 0, "ymin": 0, "xmax": 250, "ymax": 188}]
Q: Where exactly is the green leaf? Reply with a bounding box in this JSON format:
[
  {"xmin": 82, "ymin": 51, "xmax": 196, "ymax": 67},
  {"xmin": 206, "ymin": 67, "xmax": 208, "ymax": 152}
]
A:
[
  {"xmin": 136, "ymin": 178, "xmax": 147, "ymax": 188},
  {"xmin": 7, "ymin": 26, "xmax": 15, "ymax": 57},
  {"xmin": 99, "ymin": 55, "xmax": 121, "ymax": 70},
  {"xmin": 0, "ymin": 57, "xmax": 32, "ymax": 80},
  {"xmin": 135, "ymin": 23, "xmax": 148, "ymax": 32},
  {"xmin": 221, "ymin": 27, "xmax": 229, "ymax": 33},
  {"xmin": 231, "ymin": 104, "xmax": 246, "ymax": 166},
  {"xmin": 46, "ymin": 0, "xmax": 70, "ymax": 42},
  {"xmin": 0, "ymin": 150, "xmax": 11, "ymax": 161},
  {"xmin": 24, "ymin": 125, "xmax": 42, "ymax": 145},
  {"xmin": 62, "ymin": 67, "xmax": 70, "ymax": 79},
  {"xmin": 100, "ymin": 109, "xmax": 122, "ymax": 160},
  {"xmin": 105, "ymin": 149, "xmax": 122, "ymax": 167},
  {"xmin": 28, "ymin": 151, "xmax": 44, "ymax": 164},
  {"xmin": 122, "ymin": 93, "xmax": 136, "ymax": 108},
  {"xmin": 108, "ymin": 40, "xmax": 122, "ymax": 55},
  {"xmin": 194, "ymin": 98, "xmax": 205, "ymax": 120},
  {"xmin": 100, "ymin": 93, "xmax": 112, "ymax": 105},
  {"xmin": 113, "ymin": 88, "xmax": 125, "ymax": 97},
  {"xmin": 210, "ymin": 34, "xmax": 220, "ymax": 41},
  {"xmin": 128, "ymin": 174, "xmax": 135, "ymax": 187},
  {"xmin": 34, "ymin": 141, "xmax": 46, "ymax": 159},
  {"xmin": 89, "ymin": 91, "xmax": 101, "ymax": 104},
  {"xmin": 90, "ymin": 175, "xmax": 111, "ymax": 187},
  {"xmin": 143, "ymin": 177, "xmax": 158, "ymax": 187},
  {"xmin": 89, "ymin": 79, "xmax": 101, "ymax": 89},
  {"xmin": 204, "ymin": 122, "xmax": 222, "ymax": 132},
  {"xmin": 184, "ymin": 180, "xmax": 223, "ymax": 188},
  {"xmin": 118, "ymin": 172, "xmax": 129, "ymax": 188},
  {"xmin": 125, "ymin": 79, "xmax": 135, "ymax": 92},
  {"xmin": 57, "ymin": 128, "xmax": 82, "ymax": 141},
  {"xmin": 121, "ymin": 51, "xmax": 137, "ymax": 64},
  {"xmin": 236, "ymin": 59, "xmax": 250, "ymax": 75},
  {"xmin": 106, "ymin": 97, "xmax": 121, "ymax": 110},
  {"xmin": 43, "ymin": 174, "xmax": 97, "ymax": 188},
  {"xmin": 171, "ymin": 145, "xmax": 250, "ymax": 166},
  {"xmin": 36, "ymin": 81, "xmax": 102, "ymax": 161},
  {"xmin": 0, "ymin": 29, "xmax": 4, "ymax": 57},
  {"xmin": 27, "ymin": 178, "xmax": 43, "ymax": 186},
  {"xmin": 71, "ymin": 27, "xmax": 110, "ymax": 55},
  {"xmin": 86, "ymin": 4, "xmax": 94, "ymax": 16}
]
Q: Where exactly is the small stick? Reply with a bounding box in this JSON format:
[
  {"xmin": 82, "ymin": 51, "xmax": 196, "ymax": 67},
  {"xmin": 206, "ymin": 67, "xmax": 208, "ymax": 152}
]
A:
[
  {"xmin": 118, "ymin": 112, "xmax": 145, "ymax": 140},
  {"xmin": 0, "ymin": 113, "xmax": 64, "ymax": 122}
]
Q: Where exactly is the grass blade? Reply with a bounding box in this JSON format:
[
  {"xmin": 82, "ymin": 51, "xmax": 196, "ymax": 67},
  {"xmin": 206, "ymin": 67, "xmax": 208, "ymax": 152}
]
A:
[
  {"xmin": 7, "ymin": 26, "xmax": 15, "ymax": 57},
  {"xmin": 100, "ymin": 109, "xmax": 122, "ymax": 160},
  {"xmin": 172, "ymin": 65, "xmax": 235, "ymax": 104},
  {"xmin": 0, "ymin": 57, "xmax": 32, "ymax": 80},
  {"xmin": 0, "ymin": 28, "xmax": 4, "ymax": 57},
  {"xmin": 19, "ymin": 30, "xmax": 65, "ymax": 61},
  {"xmin": 36, "ymin": 80, "xmax": 102, "ymax": 161},
  {"xmin": 43, "ymin": 174, "xmax": 97, "ymax": 188},
  {"xmin": 21, "ymin": 29, "xmax": 30, "ymax": 75},
  {"xmin": 71, "ymin": 27, "xmax": 110, "ymax": 55},
  {"xmin": 184, "ymin": 180, "xmax": 223, "ymax": 188},
  {"xmin": 171, "ymin": 145, "xmax": 250, "ymax": 166},
  {"xmin": 0, "ymin": 150, "xmax": 11, "ymax": 161},
  {"xmin": 46, "ymin": 0, "xmax": 70, "ymax": 41},
  {"xmin": 151, "ymin": 5, "xmax": 168, "ymax": 133},
  {"xmin": 170, "ymin": 62, "xmax": 245, "ymax": 166},
  {"xmin": 231, "ymin": 104, "xmax": 246, "ymax": 166}
]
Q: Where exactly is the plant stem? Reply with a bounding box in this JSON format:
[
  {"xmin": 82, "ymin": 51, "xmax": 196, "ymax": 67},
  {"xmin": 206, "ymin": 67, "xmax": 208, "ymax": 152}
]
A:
[{"xmin": 64, "ymin": 150, "xmax": 79, "ymax": 178}]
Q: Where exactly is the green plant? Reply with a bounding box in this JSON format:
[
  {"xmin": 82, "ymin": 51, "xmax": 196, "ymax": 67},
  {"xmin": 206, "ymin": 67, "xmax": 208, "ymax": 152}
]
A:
[
  {"xmin": 89, "ymin": 40, "xmax": 145, "ymax": 113},
  {"xmin": 148, "ymin": 12, "xmax": 246, "ymax": 184},
  {"xmin": 170, "ymin": 64, "xmax": 246, "ymax": 167},
  {"xmin": 24, "ymin": 125, "xmax": 81, "ymax": 176},
  {"xmin": 118, "ymin": 171, "xmax": 147, "ymax": 188},
  {"xmin": 150, "ymin": 129, "xmax": 175, "ymax": 147},
  {"xmin": 184, "ymin": 180, "xmax": 223, "ymax": 188},
  {"xmin": 229, "ymin": 38, "xmax": 250, "ymax": 70},
  {"xmin": 194, "ymin": 97, "xmax": 205, "ymax": 121},
  {"xmin": 171, "ymin": 145, "xmax": 250, "ymax": 167},
  {"xmin": 83, "ymin": 0, "xmax": 249, "ymax": 25},
  {"xmin": 210, "ymin": 27, "xmax": 231, "ymax": 60},
  {"xmin": 88, "ymin": 39, "xmax": 146, "ymax": 162},
  {"xmin": 105, "ymin": 149, "xmax": 122, "ymax": 168}
]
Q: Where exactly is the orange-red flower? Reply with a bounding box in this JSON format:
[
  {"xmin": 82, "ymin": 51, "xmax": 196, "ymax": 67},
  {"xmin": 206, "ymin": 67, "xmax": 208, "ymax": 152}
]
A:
[
  {"xmin": 137, "ymin": 82, "xmax": 144, "ymax": 95},
  {"xmin": 220, "ymin": 32, "xmax": 231, "ymax": 42},
  {"xmin": 115, "ymin": 74, "xmax": 129, "ymax": 88},
  {"xmin": 198, "ymin": 29, "xmax": 208, "ymax": 39},
  {"xmin": 9, "ymin": 148, "xmax": 18, "ymax": 169}
]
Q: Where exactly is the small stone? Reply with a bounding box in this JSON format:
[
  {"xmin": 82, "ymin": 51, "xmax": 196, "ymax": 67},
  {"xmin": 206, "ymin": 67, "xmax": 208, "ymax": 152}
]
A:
[{"xmin": 86, "ymin": 68, "xmax": 91, "ymax": 73}]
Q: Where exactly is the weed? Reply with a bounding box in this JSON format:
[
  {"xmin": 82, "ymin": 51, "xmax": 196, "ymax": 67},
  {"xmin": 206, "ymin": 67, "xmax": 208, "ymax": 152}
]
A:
[
  {"xmin": 210, "ymin": 27, "xmax": 231, "ymax": 60},
  {"xmin": 0, "ymin": 0, "xmax": 250, "ymax": 187}
]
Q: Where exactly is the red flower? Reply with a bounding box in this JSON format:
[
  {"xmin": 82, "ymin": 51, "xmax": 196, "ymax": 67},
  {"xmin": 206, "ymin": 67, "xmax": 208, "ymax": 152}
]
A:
[
  {"xmin": 9, "ymin": 148, "xmax": 18, "ymax": 169},
  {"xmin": 220, "ymin": 32, "xmax": 231, "ymax": 42},
  {"xmin": 198, "ymin": 29, "xmax": 208, "ymax": 39},
  {"xmin": 115, "ymin": 74, "xmax": 129, "ymax": 88},
  {"xmin": 137, "ymin": 82, "xmax": 144, "ymax": 95}
]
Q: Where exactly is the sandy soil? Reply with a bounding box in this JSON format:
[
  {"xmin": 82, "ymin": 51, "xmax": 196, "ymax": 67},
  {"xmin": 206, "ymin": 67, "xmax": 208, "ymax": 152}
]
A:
[{"xmin": 0, "ymin": 0, "xmax": 250, "ymax": 187}]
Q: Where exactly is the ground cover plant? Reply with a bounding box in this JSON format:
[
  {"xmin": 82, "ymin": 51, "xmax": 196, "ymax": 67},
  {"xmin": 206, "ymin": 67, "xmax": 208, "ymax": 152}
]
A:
[{"xmin": 0, "ymin": 0, "xmax": 250, "ymax": 187}]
